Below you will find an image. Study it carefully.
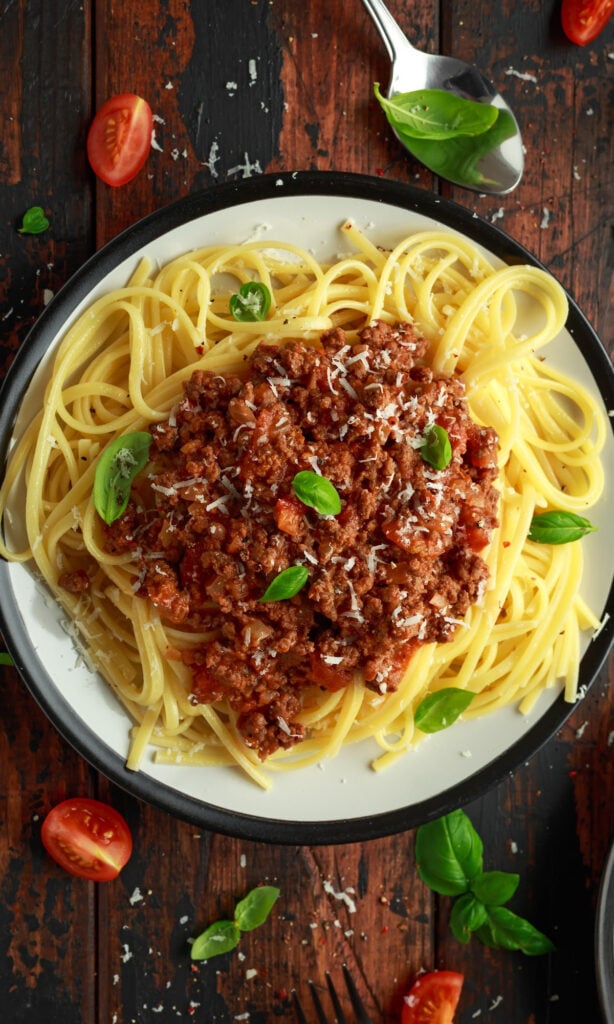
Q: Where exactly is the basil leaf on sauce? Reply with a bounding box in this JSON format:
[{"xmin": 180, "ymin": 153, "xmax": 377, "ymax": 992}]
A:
[
  {"xmin": 420, "ymin": 423, "xmax": 452, "ymax": 470},
  {"xmin": 259, "ymin": 565, "xmax": 309, "ymax": 602},
  {"xmin": 93, "ymin": 431, "xmax": 152, "ymax": 525},
  {"xmin": 229, "ymin": 281, "xmax": 272, "ymax": 322},
  {"xmin": 292, "ymin": 470, "xmax": 342, "ymax": 515},
  {"xmin": 234, "ymin": 885, "xmax": 280, "ymax": 931},
  {"xmin": 528, "ymin": 510, "xmax": 596, "ymax": 544},
  {"xmin": 374, "ymin": 84, "xmax": 498, "ymax": 140},
  {"xmin": 0, "ymin": 652, "xmax": 14, "ymax": 666},
  {"xmin": 18, "ymin": 205, "xmax": 50, "ymax": 235},
  {"xmin": 414, "ymin": 686, "xmax": 475, "ymax": 733}
]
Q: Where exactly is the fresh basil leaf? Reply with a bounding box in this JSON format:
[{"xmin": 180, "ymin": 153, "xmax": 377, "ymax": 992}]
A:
[
  {"xmin": 405, "ymin": 109, "xmax": 517, "ymax": 187},
  {"xmin": 93, "ymin": 431, "xmax": 152, "ymax": 525},
  {"xmin": 374, "ymin": 83, "xmax": 498, "ymax": 140},
  {"xmin": 475, "ymin": 905, "xmax": 555, "ymax": 956},
  {"xmin": 230, "ymin": 281, "xmax": 272, "ymax": 322},
  {"xmin": 234, "ymin": 885, "xmax": 280, "ymax": 931},
  {"xmin": 449, "ymin": 892, "xmax": 488, "ymax": 943},
  {"xmin": 415, "ymin": 809, "xmax": 483, "ymax": 896},
  {"xmin": 421, "ymin": 423, "xmax": 452, "ymax": 470},
  {"xmin": 18, "ymin": 206, "xmax": 50, "ymax": 235},
  {"xmin": 415, "ymin": 687, "xmax": 475, "ymax": 733},
  {"xmin": 528, "ymin": 510, "xmax": 597, "ymax": 545},
  {"xmin": 471, "ymin": 870, "xmax": 519, "ymax": 907},
  {"xmin": 259, "ymin": 565, "xmax": 309, "ymax": 602},
  {"xmin": 0, "ymin": 652, "xmax": 14, "ymax": 666},
  {"xmin": 190, "ymin": 919, "xmax": 241, "ymax": 960},
  {"xmin": 292, "ymin": 470, "xmax": 342, "ymax": 515}
]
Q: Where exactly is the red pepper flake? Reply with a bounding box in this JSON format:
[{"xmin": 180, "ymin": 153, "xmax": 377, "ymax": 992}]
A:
[
  {"xmin": 277, "ymin": 988, "xmax": 288, "ymax": 1001},
  {"xmin": 375, "ymin": 167, "xmax": 384, "ymax": 176},
  {"xmin": 319, "ymin": 936, "xmax": 327, "ymax": 945},
  {"xmin": 380, "ymin": 925, "xmax": 389, "ymax": 934},
  {"xmin": 568, "ymin": 770, "xmax": 578, "ymax": 777},
  {"xmin": 196, "ymin": 344, "xmax": 204, "ymax": 355},
  {"xmin": 503, "ymin": 540, "xmax": 511, "ymax": 548}
]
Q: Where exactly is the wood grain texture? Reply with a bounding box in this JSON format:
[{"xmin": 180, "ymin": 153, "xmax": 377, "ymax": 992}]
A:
[{"xmin": 0, "ymin": 1, "xmax": 612, "ymax": 1021}]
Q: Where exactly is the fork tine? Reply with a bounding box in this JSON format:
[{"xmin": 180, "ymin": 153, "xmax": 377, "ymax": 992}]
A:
[
  {"xmin": 309, "ymin": 980, "xmax": 333, "ymax": 1024},
  {"xmin": 293, "ymin": 968, "xmax": 373, "ymax": 1024},
  {"xmin": 325, "ymin": 972, "xmax": 349, "ymax": 1024},
  {"xmin": 292, "ymin": 989, "xmax": 309, "ymax": 1024},
  {"xmin": 342, "ymin": 964, "xmax": 374, "ymax": 1024}
]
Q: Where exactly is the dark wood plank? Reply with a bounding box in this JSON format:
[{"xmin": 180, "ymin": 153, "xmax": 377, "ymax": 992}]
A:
[{"xmin": 0, "ymin": 2, "xmax": 97, "ymax": 1021}]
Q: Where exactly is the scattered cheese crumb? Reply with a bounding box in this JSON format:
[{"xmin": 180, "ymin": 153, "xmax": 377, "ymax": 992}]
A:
[{"xmin": 505, "ymin": 67, "xmax": 537, "ymax": 83}]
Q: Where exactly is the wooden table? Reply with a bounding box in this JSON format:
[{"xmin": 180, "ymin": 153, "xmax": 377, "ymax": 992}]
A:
[{"xmin": 1, "ymin": 2, "xmax": 613, "ymax": 1021}]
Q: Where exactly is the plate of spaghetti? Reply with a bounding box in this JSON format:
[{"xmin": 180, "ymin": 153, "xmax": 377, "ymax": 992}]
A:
[{"xmin": 0, "ymin": 172, "xmax": 612, "ymax": 843}]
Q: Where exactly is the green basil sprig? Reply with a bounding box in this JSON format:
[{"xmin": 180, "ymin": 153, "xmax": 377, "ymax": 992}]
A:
[
  {"xmin": 93, "ymin": 431, "xmax": 152, "ymax": 525},
  {"xmin": 415, "ymin": 687, "xmax": 475, "ymax": 733},
  {"xmin": 528, "ymin": 510, "xmax": 596, "ymax": 545},
  {"xmin": 421, "ymin": 423, "xmax": 452, "ymax": 470},
  {"xmin": 191, "ymin": 885, "xmax": 280, "ymax": 961},
  {"xmin": 292, "ymin": 470, "xmax": 342, "ymax": 515},
  {"xmin": 260, "ymin": 565, "xmax": 309, "ymax": 602},
  {"xmin": 374, "ymin": 84, "xmax": 498, "ymax": 140},
  {"xmin": 18, "ymin": 206, "xmax": 50, "ymax": 235},
  {"xmin": 0, "ymin": 652, "xmax": 14, "ymax": 666},
  {"xmin": 416, "ymin": 810, "xmax": 555, "ymax": 956},
  {"xmin": 230, "ymin": 281, "xmax": 272, "ymax": 322},
  {"xmin": 373, "ymin": 84, "xmax": 516, "ymax": 187}
]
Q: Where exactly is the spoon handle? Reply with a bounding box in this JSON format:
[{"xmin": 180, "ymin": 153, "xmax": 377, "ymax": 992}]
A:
[{"xmin": 359, "ymin": 0, "xmax": 416, "ymax": 64}]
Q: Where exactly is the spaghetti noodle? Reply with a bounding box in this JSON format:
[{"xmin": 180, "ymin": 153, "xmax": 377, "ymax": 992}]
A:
[{"xmin": 0, "ymin": 221, "xmax": 606, "ymax": 789}]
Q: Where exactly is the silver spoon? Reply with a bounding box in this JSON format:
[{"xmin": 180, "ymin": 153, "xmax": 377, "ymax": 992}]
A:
[{"xmin": 360, "ymin": 0, "xmax": 524, "ymax": 193}]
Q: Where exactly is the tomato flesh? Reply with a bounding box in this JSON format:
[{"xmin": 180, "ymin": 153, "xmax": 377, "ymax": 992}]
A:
[
  {"xmin": 41, "ymin": 797, "xmax": 133, "ymax": 881},
  {"xmin": 561, "ymin": 0, "xmax": 613, "ymax": 44},
  {"xmin": 401, "ymin": 971, "xmax": 464, "ymax": 1024},
  {"xmin": 87, "ymin": 93, "xmax": 153, "ymax": 186}
]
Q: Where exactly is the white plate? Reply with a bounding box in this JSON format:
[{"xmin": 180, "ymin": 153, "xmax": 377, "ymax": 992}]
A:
[{"xmin": 0, "ymin": 172, "xmax": 613, "ymax": 843}]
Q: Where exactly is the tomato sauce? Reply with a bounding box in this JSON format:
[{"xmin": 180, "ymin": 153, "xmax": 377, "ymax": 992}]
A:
[{"xmin": 103, "ymin": 322, "xmax": 499, "ymax": 758}]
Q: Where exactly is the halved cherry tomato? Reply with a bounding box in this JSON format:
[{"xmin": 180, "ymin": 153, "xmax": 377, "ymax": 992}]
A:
[
  {"xmin": 401, "ymin": 970, "xmax": 464, "ymax": 1024},
  {"xmin": 561, "ymin": 0, "xmax": 613, "ymax": 45},
  {"xmin": 86, "ymin": 93, "xmax": 153, "ymax": 186},
  {"xmin": 41, "ymin": 797, "xmax": 133, "ymax": 881}
]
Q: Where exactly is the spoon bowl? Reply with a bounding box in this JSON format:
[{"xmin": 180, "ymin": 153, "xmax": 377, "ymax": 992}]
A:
[{"xmin": 360, "ymin": 0, "xmax": 524, "ymax": 193}]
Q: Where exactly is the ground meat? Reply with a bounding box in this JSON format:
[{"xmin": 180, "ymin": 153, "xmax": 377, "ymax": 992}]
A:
[
  {"xmin": 59, "ymin": 569, "xmax": 90, "ymax": 594},
  {"xmin": 104, "ymin": 321, "xmax": 499, "ymax": 759}
]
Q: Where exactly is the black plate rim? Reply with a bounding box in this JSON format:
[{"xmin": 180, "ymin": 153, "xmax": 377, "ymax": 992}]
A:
[{"xmin": 0, "ymin": 170, "xmax": 613, "ymax": 845}]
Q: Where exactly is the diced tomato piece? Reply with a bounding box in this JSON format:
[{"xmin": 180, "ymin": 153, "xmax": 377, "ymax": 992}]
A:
[
  {"xmin": 274, "ymin": 495, "xmax": 304, "ymax": 535},
  {"xmin": 381, "ymin": 518, "xmax": 412, "ymax": 552},
  {"xmin": 309, "ymin": 652, "xmax": 353, "ymax": 691}
]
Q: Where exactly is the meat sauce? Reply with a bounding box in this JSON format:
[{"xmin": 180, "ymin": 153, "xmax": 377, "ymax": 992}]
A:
[{"xmin": 102, "ymin": 321, "xmax": 499, "ymax": 758}]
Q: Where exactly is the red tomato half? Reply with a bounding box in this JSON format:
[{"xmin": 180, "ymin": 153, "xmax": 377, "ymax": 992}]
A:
[
  {"xmin": 401, "ymin": 971, "xmax": 464, "ymax": 1024},
  {"xmin": 87, "ymin": 93, "xmax": 153, "ymax": 186},
  {"xmin": 561, "ymin": 0, "xmax": 613, "ymax": 44},
  {"xmin": 41, "ymin": 797, "xmax": 133, "ymax": 881}
]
